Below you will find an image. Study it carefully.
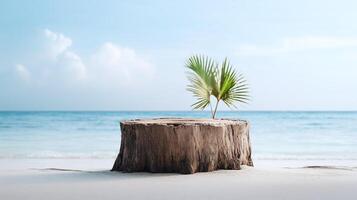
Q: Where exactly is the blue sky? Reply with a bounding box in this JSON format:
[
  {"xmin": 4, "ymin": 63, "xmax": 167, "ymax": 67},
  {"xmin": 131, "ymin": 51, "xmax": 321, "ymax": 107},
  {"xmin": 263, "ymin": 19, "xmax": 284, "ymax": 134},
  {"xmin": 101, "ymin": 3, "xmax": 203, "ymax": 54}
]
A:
[{"xmin": 1, "ymin": 0, "xmax": 357, "ymax": 111}]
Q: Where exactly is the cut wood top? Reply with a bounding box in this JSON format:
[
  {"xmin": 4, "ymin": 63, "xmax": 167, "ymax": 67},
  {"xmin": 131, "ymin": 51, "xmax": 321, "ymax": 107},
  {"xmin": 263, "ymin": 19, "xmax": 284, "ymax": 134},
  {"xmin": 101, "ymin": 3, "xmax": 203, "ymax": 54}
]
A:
[{"xmin": 121, "ymin": 118, "xmax": 247, "ymax": 127}]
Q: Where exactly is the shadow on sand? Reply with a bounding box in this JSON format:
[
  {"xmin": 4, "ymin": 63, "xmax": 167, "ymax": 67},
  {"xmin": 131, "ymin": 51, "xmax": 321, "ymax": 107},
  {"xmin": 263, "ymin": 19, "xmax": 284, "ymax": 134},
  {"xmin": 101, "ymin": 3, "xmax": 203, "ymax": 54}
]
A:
[{"xmin": 16, "ymin": 167, "xmax": 194, "ymax": 184}]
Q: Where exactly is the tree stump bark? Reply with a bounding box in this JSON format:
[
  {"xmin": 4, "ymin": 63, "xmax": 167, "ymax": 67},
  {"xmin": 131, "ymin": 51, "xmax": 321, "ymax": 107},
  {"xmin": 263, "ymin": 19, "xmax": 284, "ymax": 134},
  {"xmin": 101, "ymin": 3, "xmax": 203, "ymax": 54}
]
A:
[{"xmin": 112, "ymin": 118, "xmax": 253, "ymax": 174}]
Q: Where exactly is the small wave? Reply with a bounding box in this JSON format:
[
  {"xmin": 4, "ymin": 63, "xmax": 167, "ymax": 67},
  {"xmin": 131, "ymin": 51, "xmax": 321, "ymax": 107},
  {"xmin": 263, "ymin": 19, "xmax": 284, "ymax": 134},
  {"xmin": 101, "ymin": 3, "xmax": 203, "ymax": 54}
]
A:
[
  {"xmin": 254, "ymin": 155, "xmax": 357, "ymax": 161},
  {"xmin": 304, "ymin": 122, "xmax": 331, "ymax": 126},
  {"xmin": 0, "ymin": 152, "xmax": 117, "ymax": 159},
  {"xmin": 0, "ymin": 125, "xmax": 12, "ymax": 128},
  {"xmin": 1, "ymin": 153, "xmax": 357, "ymax": 161}
]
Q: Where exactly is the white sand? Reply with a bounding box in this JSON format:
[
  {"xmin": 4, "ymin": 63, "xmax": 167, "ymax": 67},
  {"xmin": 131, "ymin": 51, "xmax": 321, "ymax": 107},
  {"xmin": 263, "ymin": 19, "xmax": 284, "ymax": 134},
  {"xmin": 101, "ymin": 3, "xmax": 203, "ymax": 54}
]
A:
[{"xmin": 1, "ymin": 159, "xmax": 357, "ymax": 200}]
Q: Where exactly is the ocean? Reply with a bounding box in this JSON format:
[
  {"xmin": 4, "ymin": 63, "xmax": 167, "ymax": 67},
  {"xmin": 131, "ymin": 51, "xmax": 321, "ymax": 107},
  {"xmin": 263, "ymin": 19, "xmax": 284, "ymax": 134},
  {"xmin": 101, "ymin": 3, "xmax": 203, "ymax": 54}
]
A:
[{"xmin": 1, "ymin": 111, "xmax": 357, "ymax": 162}]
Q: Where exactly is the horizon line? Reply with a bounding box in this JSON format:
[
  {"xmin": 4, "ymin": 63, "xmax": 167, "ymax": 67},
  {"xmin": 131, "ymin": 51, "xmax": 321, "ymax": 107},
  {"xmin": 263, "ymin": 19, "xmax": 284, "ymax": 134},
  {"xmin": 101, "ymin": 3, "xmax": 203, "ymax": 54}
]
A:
[{"xmin": 1, "ymin": 110, "xmax": 357, "ymax": 112}]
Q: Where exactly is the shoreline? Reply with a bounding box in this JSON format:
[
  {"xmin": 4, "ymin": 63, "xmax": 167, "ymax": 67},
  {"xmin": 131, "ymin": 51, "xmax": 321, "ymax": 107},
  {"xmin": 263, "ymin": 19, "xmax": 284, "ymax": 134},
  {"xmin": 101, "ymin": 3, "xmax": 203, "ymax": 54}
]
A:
[{"xmin": 2, "ymin": 158, "xmax": 357, "ymax": 170}]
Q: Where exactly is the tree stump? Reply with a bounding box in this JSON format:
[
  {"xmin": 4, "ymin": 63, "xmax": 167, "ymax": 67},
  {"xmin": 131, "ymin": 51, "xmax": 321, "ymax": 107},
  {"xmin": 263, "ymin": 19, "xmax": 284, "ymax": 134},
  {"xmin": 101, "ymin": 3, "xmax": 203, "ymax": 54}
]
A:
[{"xmin": 112, "ymin": 118, "xmax": 253, "ymax": 174}]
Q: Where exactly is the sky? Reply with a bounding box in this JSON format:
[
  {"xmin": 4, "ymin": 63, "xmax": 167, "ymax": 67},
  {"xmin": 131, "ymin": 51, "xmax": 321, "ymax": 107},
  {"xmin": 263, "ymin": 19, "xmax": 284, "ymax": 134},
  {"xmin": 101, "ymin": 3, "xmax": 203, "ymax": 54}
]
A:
[{"xmin": 1, "ymin": 0, "xmax": 357, "ymax": 111}]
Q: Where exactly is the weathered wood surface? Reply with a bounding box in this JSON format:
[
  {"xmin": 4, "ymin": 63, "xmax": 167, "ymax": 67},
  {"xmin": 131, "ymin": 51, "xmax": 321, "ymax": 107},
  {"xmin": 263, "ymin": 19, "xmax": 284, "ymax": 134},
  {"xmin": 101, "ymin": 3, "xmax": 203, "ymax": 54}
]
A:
[{"xmin": 112, "ymin": 118, "xmax": 253, "ymax": 174}]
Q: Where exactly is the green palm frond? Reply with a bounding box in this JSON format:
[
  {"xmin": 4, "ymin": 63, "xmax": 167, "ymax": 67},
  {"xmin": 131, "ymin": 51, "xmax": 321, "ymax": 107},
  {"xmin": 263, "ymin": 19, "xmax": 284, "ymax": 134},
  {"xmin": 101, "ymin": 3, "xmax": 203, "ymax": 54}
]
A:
[
  {"xmin": 218, "ymin": 58, "xmax": 250, "ymax": 108},
  {"xmin": 186, "ymin": 55, "xmax": 250, "ymax": 118},
  {"xmin": 186, "ymin": 55, "xmax": 217, "ymax": 110}
]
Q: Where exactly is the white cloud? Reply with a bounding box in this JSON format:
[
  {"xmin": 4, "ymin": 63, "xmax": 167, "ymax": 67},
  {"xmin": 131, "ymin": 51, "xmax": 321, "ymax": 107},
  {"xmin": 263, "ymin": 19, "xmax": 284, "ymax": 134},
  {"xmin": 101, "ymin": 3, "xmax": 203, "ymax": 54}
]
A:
[
  {"xmin": 15, "ymin": 64, "xmax": 31, "ymax": 81},
  {"xmin": 58, "ymin": 51, "xmax": 87, "ymax": 81},
  {"xmin": 41, "ymin": 29, "xmax": 88, "ymax": 81},
  {"xmin": 237, "ymin": 36, "xmax": 357, "ymax": 56},
  {"xmin": 44, "ymin": 29, "xmax": 72, "ymax": 59},
  {"xmin": 90, "ymin": 42, "xmax": 153, "ymax": 85},
  {"xmin": 16, "ymin": 29, "xmax": 153, "ymax": 87}
]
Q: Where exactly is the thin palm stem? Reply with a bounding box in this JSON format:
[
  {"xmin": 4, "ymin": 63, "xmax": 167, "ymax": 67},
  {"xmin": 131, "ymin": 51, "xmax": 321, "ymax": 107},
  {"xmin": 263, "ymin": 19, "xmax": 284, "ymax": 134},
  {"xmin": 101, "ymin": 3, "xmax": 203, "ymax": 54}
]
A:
[
  {"xmin": 212, "ymin": 99, "xmax": 220, "ymax": 119},
  {"xmin": 209, "ymin": 101, "xmax": 214, "ymax": 118}
]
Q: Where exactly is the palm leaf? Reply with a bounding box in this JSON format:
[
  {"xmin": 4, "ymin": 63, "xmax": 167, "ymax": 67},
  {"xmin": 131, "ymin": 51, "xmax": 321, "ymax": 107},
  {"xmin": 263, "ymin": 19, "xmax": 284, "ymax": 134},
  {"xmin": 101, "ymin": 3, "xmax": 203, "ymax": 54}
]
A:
[
  {"xmin": 217, "ymin": 58, "xmax": 249, "ymax": 108},
  {"xmin": 185, "ymin": 55, "xmax": 217, "ymax": 110},
  {"xmin": 186, "ymin": 55, "xmax": 250, "ymax": 117}
]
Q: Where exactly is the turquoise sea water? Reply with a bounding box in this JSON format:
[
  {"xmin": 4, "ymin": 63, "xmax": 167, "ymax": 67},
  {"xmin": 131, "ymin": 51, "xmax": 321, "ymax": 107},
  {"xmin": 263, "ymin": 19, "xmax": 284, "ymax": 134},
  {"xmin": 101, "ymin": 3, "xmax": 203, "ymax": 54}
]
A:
[{"xmin": 0, "ymin": 111, "xmax": 357, "ymax": 161}]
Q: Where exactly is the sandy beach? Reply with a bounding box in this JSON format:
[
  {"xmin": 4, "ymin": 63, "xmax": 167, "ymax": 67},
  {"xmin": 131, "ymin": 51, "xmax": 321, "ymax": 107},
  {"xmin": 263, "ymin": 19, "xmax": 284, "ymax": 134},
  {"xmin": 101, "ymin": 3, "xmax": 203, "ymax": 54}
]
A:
[
  {"xmin": 1, "ymin": 159, "xmax": 357, "ymax": 200},
  {"xmin": 2, "ymin": 0, "xmax": 357, "ymax": 198}
]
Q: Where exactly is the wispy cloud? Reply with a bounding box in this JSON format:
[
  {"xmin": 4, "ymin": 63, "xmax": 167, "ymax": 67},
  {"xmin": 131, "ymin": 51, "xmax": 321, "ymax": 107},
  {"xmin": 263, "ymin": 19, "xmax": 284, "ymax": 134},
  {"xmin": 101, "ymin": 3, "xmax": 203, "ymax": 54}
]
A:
[
  {"xmin": 237, "ymin": 36, "xmax": 357, "ymax": 56},
  {"xmin": 14, "ymin": 64, "xmax": 31, "ymax": 81}
]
